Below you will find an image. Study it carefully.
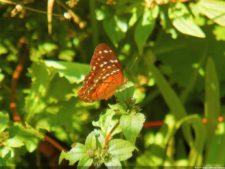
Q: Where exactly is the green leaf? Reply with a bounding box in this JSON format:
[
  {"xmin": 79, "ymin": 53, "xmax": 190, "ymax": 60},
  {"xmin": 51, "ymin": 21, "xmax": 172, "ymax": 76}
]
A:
[
  {"xmin": 149, "ymin": 64, "xmax": 186, "ymax": 120},
  {"xmin": 85, "ymin": 131, "xmax": 97, "ymax": 150},
  {"xmin": 39, "ymin": 42, "xmax": 58, "ymax": 53},
  {"xmin": 205, "ymin": 58, "xmax": 220, "ymax": 143},
  {"xmin": 58, "ymin": 49, "xmax": 76, "ymax": 61},
  {"xmin": 105, "ymin": 158, "xmax": 122, "ymax": 169},
  {"xmin": 213, "ymin": 26, "xmax": 225, "ymax": 41},
  {"xmin": 205, "ymin": 122, "xmax": 225, "ymax": 165},
  {"xmin": 103, "ymin": 16, "xmax": 127, "ymax": 46},
  {"xmin": 198, "ymin": 0, "xmax": 225, "ymax": 26},
  {"xmin": 120, "ymin": 113, "xmax": 145, "ymax": 143},
  {"xmin": 176, "ymin": 115, "xmax": 206, "ymax": 165},
  {"xmin": 134, "ymin": 9, "xmax": 155, "ymax": 55},
  {"xmin": 148, "ymin": 64, "xmax": 193, "ymax": 145},
  {"xmin": 0, "ymin": 44, "xmax": 8, "ymax": 55},
  {"xmin": 115, "ymin": 81, "xmax": 135, "ymax": 105},
  {"xmin": 109, "ymin": 139, "xmax": 136, "ymax": 161},
  {"xmin": 136, "ymin": 114, "xmax": 176, "ymax": 166},
  {"xmin": 78, "ymin": 155, "xmax": 93, "ymax": 169},
  {"xmin": 6, "ymin": 124, "xmax": 40, "ymax": 152},
  {"xmin": 168, "ymin": 3, "xmax": 205, "ymax": 38},
  {"xmin": 129, "ymin": 6, "xmax": 143, "ymax": 27},
  {"xmin": 25, "ymin": 60, "xmax": 93, "ymax": 132},
  {"xmin": 172, "ymin": 17, "xmax": 205, "ymax": 38},
  {"xmin": 0, "ymin": 68, "xmax": 4, "ymax": 82},
  {"xmin": 44, "ymin": 60, "xmax": 89, "ymax": 84},
  {"xmin": 0, "ymin": 112, "xmax": 9, "ymax": 132},
  {"xmin": 59, "ymin": 143, "xmax": 86, "ymax": 165},
  {"xmin": 92, "ymin": 110, "xmax": 120, "ymax": 137}
]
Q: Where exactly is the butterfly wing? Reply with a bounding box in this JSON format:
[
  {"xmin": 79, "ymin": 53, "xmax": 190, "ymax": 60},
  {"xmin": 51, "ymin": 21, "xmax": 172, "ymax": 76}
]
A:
[
  {"xmin": 91, "ymin": 71, "xmax": 124, "ymax": 100},
  {"xmin": 90, "ymin": 43, "xmax": 122, "ymax": 71},
  {"xmin": 78, "ymin": 43, "xmax": 124, "ymax": 102}
]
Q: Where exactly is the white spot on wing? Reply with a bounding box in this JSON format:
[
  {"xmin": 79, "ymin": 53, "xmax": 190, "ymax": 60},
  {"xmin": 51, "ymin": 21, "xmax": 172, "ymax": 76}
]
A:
[{"xmin": 104, "ymin": 50, "xmax": 108, "ymax": 53}]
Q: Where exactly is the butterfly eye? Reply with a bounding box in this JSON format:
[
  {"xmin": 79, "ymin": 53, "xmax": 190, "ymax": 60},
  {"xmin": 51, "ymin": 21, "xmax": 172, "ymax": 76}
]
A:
[{"xmin": 78, "ymin": 43, "xmax": 125, "ymax": 102}]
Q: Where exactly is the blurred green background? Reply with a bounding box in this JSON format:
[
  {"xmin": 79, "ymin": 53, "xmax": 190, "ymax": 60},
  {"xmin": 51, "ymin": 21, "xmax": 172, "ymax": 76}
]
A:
[{"xmin": 1, "ymin": 0, "xmax": 225, "ymax": 168}]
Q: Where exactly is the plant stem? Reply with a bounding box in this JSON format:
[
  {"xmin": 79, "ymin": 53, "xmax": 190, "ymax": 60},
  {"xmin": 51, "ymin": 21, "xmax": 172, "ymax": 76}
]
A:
[{"xmin": 104, "ymin": 121, "xmax": 120, "ymax": 146}]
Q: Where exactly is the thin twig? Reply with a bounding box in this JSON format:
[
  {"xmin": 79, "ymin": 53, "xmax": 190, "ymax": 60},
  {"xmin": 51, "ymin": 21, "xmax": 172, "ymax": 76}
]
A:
[
  {"xmin": 0, "ymin": 0, "xmax": 63, "ymax": 18},
  {"xmin": 10, "ymin": 37, "xmax": 28, "ymax": 122},
  {"xmin": 44, "ymin": 135, "xmax": 67, "ymax": 151}
]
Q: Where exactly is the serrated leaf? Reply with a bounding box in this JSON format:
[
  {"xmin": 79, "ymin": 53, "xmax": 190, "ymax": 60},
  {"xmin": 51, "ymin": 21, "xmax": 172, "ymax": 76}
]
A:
[
  {"xmin": 135, "ymin": 9, "xmax": 155, "ymax": 55},
  {"xmin": 85, "ymin": 131, "xmax": 97, "ymax": 150},
  {"xmin": 198, "ymin": 0, "xmax": 225, "ymax": 26},
  {"xmin": 169, "ymin": 3, "xmax": 205, "ymax": 38},
  {"xmin": 78, "ymin": 155, "xmax": 93, "ymax": 169},
  {"xmin": 120, "ymin": 113, "xmax": 145, "ymax": 143},
  {"xmin": 59, "ymin": 143, "xmax": 86, "ymax": 165},
  {"xmin": 109, "ymin": 139, "xmax": 136, "ymax": 161},
  {"xmin": 0, "ymin": 112, "xmax": 9, "ymax": 132}
]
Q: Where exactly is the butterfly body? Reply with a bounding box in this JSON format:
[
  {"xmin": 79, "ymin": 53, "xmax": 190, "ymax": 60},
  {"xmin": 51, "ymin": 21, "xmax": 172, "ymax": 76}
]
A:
[{"xmin": 78, "ymin": 43, "xmax": 124, "ymax": 102}]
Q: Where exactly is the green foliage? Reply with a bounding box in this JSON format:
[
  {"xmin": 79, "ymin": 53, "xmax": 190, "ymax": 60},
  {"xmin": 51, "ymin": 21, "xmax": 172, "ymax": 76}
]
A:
[
  {"xmin": 1, "ymin": 0, "xmax": 225, "ymax": 168},
  {"xmin": 59, "ymin": 90, "xmax": 143, "ymax": 168},
  {"xmin": 168, "ymin": 3, "xmax": 205, "ymax": 38},
  {"xmin": 120, "ymin": 113, "xmax": 145, "ymax": 143},
  {"xmin": 134, "ymin": 8, "xmax": 156, "ymax": 54}
]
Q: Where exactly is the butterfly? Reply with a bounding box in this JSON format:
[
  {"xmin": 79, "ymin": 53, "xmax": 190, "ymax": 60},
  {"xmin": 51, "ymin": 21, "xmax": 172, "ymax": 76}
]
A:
[{"xmin": 78, "ymin": 43, "xmax": 125, "ymax": 102}]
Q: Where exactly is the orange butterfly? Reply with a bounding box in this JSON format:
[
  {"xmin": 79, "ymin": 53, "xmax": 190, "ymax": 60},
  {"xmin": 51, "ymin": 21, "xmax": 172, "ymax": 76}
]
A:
[{"xmin": 78, "ymin": 43, "xmax": 125, "ymax": 102}]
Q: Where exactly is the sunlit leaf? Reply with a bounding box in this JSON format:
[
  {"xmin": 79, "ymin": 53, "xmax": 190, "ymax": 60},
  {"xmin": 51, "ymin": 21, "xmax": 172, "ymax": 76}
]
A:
[
  {"xmin": 6, "ymin": 124, "xmax": 40, "ymax": 152},
  {"xmin": 59, "ymin": 143, "xmax": 86, "ymax": 165},
  {"xmin": 85, "ymin": 131, "xmax": 97, "ymax": 150},
  {"xmin": 105, "ymin": 158, "xmax": 122, "ymax": 168},
  {"xmin": 103, "ymin": 16, "xmax": 128, "ymax": 46},
  {"xmin": 120, "ymin": 113, "xmax": 145, "ymax": 143},
  {"xmin": 198, "ymin": 0, "xmax": 225, "ymax": 26},
  {"xmin": 78, "ymin": 155, "xmax": 93, "ymax": 169},
  {"xmin": 0, "ymin": 111, "xmax": 9, "ymax": 132},
  {"xmin": 169, "ymin": 3, "xmax": 205, "ymax": 38},
  {"xmin": 109, "ymin": 139, "xmax": 136, "ymax": 161},
  {"xmin": 134, "ymin": 9, "xmax": 155, "ymax": 55}
]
